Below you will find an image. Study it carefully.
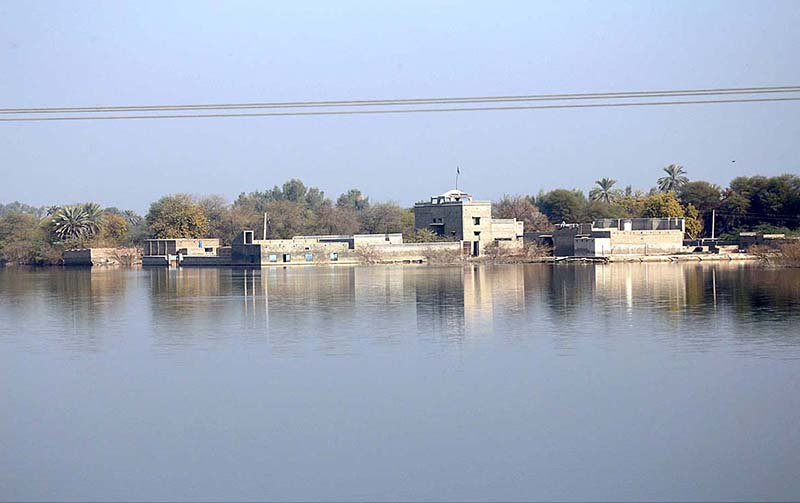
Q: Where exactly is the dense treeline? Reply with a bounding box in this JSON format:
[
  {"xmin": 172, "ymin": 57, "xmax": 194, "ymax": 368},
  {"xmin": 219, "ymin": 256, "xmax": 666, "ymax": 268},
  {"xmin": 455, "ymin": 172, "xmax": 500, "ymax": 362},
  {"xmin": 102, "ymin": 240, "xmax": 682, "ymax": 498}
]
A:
[{"xmin": 1, "ymin": 167, "xmax": 798, "ymax": 265}]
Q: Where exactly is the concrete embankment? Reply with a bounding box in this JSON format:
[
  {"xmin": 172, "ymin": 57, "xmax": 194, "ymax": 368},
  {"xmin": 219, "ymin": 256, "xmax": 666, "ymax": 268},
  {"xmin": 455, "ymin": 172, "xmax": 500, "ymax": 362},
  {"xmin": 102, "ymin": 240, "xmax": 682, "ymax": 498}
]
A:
[{"xmin": 606, "ymin": 253, "xmax": 758, "ymax": 263}]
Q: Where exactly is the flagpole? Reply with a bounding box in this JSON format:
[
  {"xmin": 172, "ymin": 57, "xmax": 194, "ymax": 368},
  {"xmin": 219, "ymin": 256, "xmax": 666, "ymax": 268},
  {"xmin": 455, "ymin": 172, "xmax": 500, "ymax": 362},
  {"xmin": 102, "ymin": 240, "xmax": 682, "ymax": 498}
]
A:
[{"xmin": 455, "ymin": 167, "xmax": 460, "ymax": 190}]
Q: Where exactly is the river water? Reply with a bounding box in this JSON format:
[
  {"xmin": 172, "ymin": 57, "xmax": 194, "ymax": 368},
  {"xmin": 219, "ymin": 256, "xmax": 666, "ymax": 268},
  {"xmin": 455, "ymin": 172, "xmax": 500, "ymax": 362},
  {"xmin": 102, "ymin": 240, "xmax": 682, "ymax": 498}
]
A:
[{"xmin": 1, "ymin": 263, "xmax": 799, "ymax": 501}]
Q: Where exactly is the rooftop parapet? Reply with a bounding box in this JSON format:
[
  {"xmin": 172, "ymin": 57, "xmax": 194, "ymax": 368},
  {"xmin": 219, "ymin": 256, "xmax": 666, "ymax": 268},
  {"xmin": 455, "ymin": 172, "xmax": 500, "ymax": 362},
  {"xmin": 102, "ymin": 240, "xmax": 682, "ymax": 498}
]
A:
[{"xmin": 592, "ymin": 218, "xmax": 685, "ymax": 232}]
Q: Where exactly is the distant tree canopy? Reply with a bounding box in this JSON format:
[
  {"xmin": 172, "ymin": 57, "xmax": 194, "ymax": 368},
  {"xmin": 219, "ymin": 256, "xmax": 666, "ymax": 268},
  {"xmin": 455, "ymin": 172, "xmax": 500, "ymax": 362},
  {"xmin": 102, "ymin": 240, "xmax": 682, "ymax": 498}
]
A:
[
  {"xmin": 145, "ymin": 194, "xmax": 209, "ymax": 239},
  {"xmin": 235, "ymin": 179, "xmax": 326, "ymax": 213},
  {"xmin": 493, "ymin": 195, "xmax": 552, "ymax": 232},
  {"xmin": 642, "ymin": 192, "xmax": 685, "ymax": 218},
  {"xmin": 537, "ymin": 189, "xmax": 588, "ymax": 224},
  {"xmin": 0, "ymin": 201, "xmax": 47, "ymax": 218},
  {"xmin": 678, "ymin": 181, "xmax": 722, "ymax": 214},
  {"xmin": 336, "ymin": 188, "xmax": 370, "ymax": 212},
  {"xmin": 2, "ymin": 169, "xmax": 799, "ymax": 263},
  {"xmin": 0, "ymin": 213, "xmax": 60, "ymax": 265}
]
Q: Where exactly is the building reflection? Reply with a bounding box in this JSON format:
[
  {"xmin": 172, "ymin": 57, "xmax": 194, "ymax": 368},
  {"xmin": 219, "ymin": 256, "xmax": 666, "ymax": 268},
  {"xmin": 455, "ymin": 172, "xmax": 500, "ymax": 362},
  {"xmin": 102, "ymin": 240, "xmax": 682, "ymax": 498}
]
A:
[
  {"xmin": 2, "ymin": 263, "xmax": 799, "ymax": 355},
  {"xmin": 141, "ymin": 262, "xmax": 800, "ymax": 351}
]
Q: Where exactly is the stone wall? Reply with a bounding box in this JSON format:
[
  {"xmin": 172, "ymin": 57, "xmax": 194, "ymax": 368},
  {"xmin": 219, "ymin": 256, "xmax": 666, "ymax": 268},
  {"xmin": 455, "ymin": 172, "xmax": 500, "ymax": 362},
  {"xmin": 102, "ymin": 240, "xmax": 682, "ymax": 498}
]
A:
[
  {"xmin": 607, "ymin": 229, "xmax": 684, "ymax": 255},
  {"xmin": 353, "ymin": 233, "xmax": 404, "ymax": 247},
  {"xmin": 574, "ymin": 237, "xmax": 612, "ymax": 257},
  {"xmin": 63, "ymin": 248, "xmax": 141, "ymax": 266},
  {"xmin": 369, "ymin": 241, "xmax": 462, "ymax": 261}
]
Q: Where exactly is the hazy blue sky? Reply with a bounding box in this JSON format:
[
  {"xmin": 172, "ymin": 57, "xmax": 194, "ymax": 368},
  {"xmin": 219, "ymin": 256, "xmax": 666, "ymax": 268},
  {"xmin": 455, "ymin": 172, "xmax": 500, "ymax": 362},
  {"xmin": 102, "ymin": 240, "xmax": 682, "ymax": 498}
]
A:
[{"xmin": 1, "ymin": 0, "xmax": 799, "ymax": 212}]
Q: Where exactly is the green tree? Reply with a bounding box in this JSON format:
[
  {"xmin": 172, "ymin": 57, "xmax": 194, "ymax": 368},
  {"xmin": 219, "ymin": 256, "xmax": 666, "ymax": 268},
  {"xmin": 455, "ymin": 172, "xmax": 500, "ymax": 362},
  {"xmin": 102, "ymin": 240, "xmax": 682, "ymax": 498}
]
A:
[
  {"xmin": 642, "ymin": 192, "xmax": 684, "ymax": 218},
  {"xmin": 146, "ymin": 194, "xmax": 209, "ymax": 238},
  {"xmin": 678, "ymin": 181, "xmax": 722, "ymax": 214},
  {"xmin": 407, "ymin": 228, "xmax": 452, "ymax": 243},
  {"xmin": 725, "ymin": 174, "xmax": 800, "ymax": 231},
  {"xmin": 263, "ymin": 200, "xmax": 310, "ymax": 238},
  {"xmin": 678, "ymin": 181, "xmax": 722, "ymax": 236},
  {"xmin": 336, "ymin": 188, "xmax": 370, "ymax": 212},
  {"xmin": 537, "ymin": 189, "xmax": 588, "ymax": 223},
  {"xmin": 589, "ymin": 178, "xmax": 618, "ymax": 204},
  {"xmin": 81, "ymin": 203, "xmax": 104, "ymax": 238},
  {"xmin": 99, "ymin": 214, "xmax": 129, "ymax": 246},
  {"xmin": 0, "ymin": 214, "xmax": 59, "ymax": 265},
  {"xmin": 49, "ymin": 203, "xmax": 103, "ymax": 245},
  {"xmin": 657, "ymin": 164, "xmax": 689, "ymax": 192},
  {"xmin": 359, "ymin": 202, "xmax": 406, "ymax": 233},
  {"xmin": 313, "ymin": 201, "xmax": 361, "ymax": 236},
  {"xmin": 684, "ymin": 203, "xmax": 703, "ymax": 239},
  {"xmin": 197, "ymin": 195, "xmax": 232, "ymax": 242}
]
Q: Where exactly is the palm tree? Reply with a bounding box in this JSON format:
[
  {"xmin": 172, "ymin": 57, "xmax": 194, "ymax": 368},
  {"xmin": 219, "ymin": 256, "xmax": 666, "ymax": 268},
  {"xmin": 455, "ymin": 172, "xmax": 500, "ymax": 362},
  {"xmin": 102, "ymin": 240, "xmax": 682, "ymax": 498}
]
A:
[
  {"xmin": 52, "ymin": 205, "xmax": 90, "ymax": 241},
  {"xmin": 122, "ymin": 210, "xmax": 143, "ymax": 226},
  {"xmin": 50, "ymin": 203, "xmax": 104, "ymax": 243},
  {"xmin": 657, "ymin": 164, "xmax": 689, "ymax": 192},
  {"xmin": 80, "ymin": 202, "xmax": 104, "ymax": 238},
  {"xmin": 589, "ymin": 177, "xmax": 617, "ymax": 204}
]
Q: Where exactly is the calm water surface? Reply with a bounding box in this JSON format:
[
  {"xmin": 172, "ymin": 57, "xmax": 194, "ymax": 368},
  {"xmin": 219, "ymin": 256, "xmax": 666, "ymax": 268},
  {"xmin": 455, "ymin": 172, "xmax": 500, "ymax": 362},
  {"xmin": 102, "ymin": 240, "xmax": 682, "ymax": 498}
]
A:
[{"xmin": 1, "ymin": 263, "xmax": 799, "ymax": 501}]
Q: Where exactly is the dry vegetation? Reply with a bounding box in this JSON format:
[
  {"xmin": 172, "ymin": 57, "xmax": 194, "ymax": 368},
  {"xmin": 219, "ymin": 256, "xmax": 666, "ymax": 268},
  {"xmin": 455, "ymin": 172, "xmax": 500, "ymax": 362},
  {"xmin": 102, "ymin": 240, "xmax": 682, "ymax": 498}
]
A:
[
  {"xmin": 776, "ymin": 241, "xmax": 800, "ymax": 267},
  {"xmin": 110, "ymin": 248, "xmax": 143, "ymax": 267},
  {"xmin": 353, "ymin": 245, "xmax": 381, "ymax": 264},
  {"xmin": 421, "ymin": 247, "xmax": 463, "ymax": 264},
  {"xmin": 749, "ymin": 241, "xmax": 800, "ymax": 267}
]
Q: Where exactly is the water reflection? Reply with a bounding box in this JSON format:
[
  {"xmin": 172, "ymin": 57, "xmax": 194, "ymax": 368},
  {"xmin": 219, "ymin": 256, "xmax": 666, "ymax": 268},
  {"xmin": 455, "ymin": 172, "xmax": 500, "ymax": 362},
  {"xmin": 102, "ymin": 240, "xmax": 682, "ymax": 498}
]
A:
[
  {"xmin": 1, "ymin": 263, "xmax": 799, "ymax": 355},
  {"xmin": 4, "ymin": 263, "xmax": 800, "ymax": 501}
]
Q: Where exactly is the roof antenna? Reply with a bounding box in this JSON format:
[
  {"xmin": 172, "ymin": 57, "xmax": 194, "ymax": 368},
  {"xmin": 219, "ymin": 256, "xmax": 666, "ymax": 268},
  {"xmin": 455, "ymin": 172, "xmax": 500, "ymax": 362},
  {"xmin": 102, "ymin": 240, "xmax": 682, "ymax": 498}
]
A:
[{"xmin": 455, "ymin": 166, "xmax": 461, "ymax": 190}]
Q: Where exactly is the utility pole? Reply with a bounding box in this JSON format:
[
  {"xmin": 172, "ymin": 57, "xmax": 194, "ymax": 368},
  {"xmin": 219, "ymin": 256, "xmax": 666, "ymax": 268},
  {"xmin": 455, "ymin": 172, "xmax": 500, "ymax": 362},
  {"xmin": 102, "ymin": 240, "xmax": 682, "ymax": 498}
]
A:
[{"xmin": 711, "ymin": 209, "xmax": 716, "ymax": 240}]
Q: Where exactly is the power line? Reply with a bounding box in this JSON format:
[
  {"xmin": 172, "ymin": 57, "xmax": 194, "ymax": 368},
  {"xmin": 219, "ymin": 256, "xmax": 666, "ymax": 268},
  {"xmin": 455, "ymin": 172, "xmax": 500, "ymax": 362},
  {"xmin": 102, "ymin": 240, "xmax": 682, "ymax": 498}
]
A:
[
  {"xmin": 2, "ymin": 96, "xmax": 799, "ymax": 122},
  {"xmin": 1, "ymin": 85, "xmax": 799, "ymax": 115}
]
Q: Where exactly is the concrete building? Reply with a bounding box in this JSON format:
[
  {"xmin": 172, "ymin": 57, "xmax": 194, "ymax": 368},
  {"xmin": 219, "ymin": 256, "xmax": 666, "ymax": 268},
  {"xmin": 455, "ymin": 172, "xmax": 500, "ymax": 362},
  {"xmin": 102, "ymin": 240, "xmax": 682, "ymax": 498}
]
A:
[
  {"xmin": 413, "ymin": 189, "xmax": 524, "ymax": 256},
  {"xmin": 219, "ymin": 231, "xmax": 461, "ymax": 267},
  {"xmin": 142, "ymin": 238, "xmax": 221, "ymax": 265},
  {"xmin": 552, "ymin": 223, "xmax": 593, "ymax": 256},
  {"xmin": 572, "ymin": 218, "xmax": 685, "ymax": 257}
]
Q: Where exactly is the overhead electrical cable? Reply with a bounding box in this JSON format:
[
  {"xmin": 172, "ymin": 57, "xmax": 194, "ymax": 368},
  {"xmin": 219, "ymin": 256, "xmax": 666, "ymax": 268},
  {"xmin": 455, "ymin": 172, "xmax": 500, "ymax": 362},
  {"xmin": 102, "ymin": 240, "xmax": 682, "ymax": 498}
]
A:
[
  {"xmin": 1, "ymin": 96, "xmax": 799, "ymax": 122},
  {"xmin": 1, "ymin": 85, "xmax": 799, "ymax": 115}
]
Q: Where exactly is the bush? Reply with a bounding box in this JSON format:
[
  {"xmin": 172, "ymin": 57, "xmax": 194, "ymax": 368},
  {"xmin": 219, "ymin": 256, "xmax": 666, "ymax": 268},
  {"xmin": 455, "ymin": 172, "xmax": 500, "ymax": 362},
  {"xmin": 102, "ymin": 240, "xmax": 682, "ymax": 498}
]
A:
[{"xmin": 777, "ymin": 242, "xmax": 800, "ymax": 267}]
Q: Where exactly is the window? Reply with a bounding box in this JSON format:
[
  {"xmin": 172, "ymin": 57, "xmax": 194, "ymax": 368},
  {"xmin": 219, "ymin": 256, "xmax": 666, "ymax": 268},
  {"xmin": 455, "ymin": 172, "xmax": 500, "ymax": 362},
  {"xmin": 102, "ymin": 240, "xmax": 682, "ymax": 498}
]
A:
[
  {"xmin": 283, "ymin": 254, "xmax": 291, "ymax": 263},
  {"xmin": 305, "ymin": 253, "xmax": 313, "ymax": 261},
  {"xmin": 330, "ymin": 252, "xmax": 339, "ymax": 261},
  {"xmin": 204, "ymin": 247, "xmax": 213, "ymax": 253},
  {"xmin": 472, "ymin": 217, "xmax": 481, "ymax": 225},
  {"xmin": 268, "ymin": 254, "xmax": 278, "ymax": 263},
  {"xmin": 244, "ymin": 231, "xmax": 254, "ymax": 244},
  {"xmin": 474, "ymin": 231, "xmax": 481, "ymax": 236}
]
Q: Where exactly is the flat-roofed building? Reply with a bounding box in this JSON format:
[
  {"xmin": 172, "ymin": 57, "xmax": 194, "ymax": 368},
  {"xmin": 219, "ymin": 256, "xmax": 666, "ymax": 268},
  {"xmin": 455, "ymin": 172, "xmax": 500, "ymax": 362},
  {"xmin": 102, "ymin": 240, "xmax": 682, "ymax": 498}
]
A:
[
  {"xmin": 573, "ymin": 218, "xmax": 685, "ymax": 257},
  {"xmin": 413, "ymin": 189, "xmax": 523, "ymax": 256},
  {"xmin": 142, "ymin": 238, "xmax": 220, "ymax": 265}
]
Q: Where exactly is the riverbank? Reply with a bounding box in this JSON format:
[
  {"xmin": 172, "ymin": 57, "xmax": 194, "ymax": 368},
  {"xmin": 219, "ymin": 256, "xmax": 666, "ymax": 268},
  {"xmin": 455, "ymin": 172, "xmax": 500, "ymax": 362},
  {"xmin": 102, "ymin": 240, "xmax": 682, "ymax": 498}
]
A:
[{"xmin": 466, "ymin": 252, "xmax": 760, "ymax": 265}]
